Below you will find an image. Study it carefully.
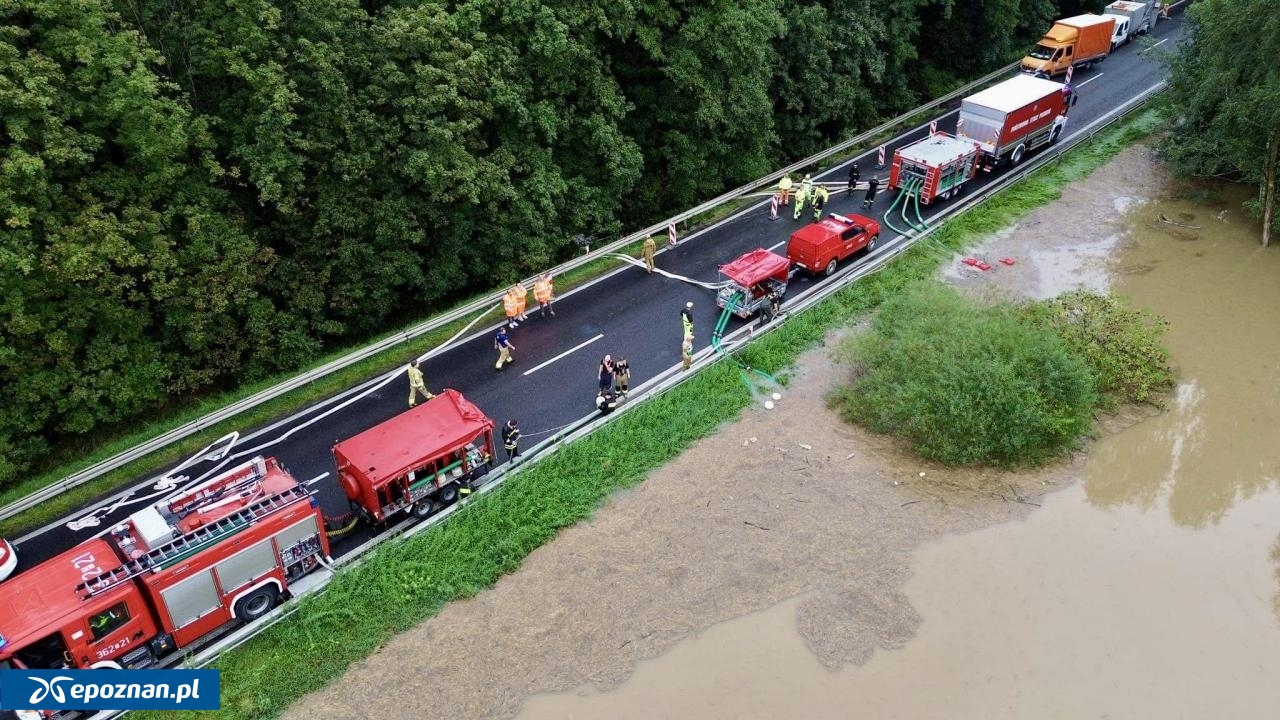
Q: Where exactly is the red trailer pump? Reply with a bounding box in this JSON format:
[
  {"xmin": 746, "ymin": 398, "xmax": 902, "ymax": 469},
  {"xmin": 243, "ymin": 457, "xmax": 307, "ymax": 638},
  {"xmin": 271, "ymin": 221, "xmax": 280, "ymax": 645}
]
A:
[
  {"xmin": 888, "ymin": 132, "xmax": 982, "ymax": 204},
  {"xmin": 0, "ymin": 456, "xmax": 329, "ymax": 671},
  {"xmin": 334, "ymin": 389, "xmax": 495, "ymax": 523}
]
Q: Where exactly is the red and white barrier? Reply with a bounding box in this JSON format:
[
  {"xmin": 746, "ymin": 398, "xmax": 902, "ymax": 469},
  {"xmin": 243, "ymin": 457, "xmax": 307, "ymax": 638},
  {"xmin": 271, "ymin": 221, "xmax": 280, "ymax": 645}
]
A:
[
  {"xmin": 668, "ymin": 222, "xmax": 677, "ymax": 246},
  {"xmin": 930, "ymin": 120, "xmax": 938, "ymax": 135},
  {"xmin": 877, "ymin": 145, "xmax": 886, "ymax": 167},
  {"xmin": 769, "ymin": 194, "xmax": 779, "ymax": 220}
]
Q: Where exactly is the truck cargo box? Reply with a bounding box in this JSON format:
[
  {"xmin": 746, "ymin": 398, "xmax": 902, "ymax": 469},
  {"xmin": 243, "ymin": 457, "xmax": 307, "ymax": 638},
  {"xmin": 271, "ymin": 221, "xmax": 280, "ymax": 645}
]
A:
[{"xmin": 958, "ymin": 75, "xmax": 1070, "ymax": 166}]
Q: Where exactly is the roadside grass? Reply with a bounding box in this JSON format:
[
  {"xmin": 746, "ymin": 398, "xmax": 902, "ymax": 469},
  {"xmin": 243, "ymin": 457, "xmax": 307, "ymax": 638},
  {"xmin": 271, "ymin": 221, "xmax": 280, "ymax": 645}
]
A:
[{"xmin": 133, "ymin": 107, "xmax": 1167, "ymax": 720}]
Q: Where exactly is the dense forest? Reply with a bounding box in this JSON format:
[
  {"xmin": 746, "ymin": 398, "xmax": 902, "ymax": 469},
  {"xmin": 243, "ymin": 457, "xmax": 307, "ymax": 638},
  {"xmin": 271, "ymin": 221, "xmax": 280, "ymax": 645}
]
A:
[{"xmin": 2, "ymin": 0, "xmax": 1108, "ymax": 487}]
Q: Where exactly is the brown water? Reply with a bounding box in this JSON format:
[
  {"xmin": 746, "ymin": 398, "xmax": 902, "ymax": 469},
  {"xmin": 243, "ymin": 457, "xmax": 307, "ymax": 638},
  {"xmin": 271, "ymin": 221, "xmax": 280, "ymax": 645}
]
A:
[{"xmin": 519, "ymin": 187, "xmax": 1280, "ymax": 719}]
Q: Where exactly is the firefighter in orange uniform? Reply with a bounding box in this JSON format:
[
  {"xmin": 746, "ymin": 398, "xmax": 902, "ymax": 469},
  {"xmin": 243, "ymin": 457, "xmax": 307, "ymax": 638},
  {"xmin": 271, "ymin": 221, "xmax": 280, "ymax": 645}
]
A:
[
  {"xmin": 503, "ymin": 287, "xmax": 520, "ymax": 328},
  {"xmin": 513, "ymin": 283, "xmax": 529, "ymax": 322},
  {"xmin": 534, "ymin": 274, "xmax": 556, "ymax": 317}
]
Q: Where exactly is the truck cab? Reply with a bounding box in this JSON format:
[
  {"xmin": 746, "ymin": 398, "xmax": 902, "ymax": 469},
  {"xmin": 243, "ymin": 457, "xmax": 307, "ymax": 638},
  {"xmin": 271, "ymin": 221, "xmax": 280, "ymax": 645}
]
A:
[
  {"xmin": 0, "ymin": 540, "xmax": 163, "ymax": 671},
  {"xmin": 1108, "ymin": 16, "xmax": 1131, "ymax": 49}
]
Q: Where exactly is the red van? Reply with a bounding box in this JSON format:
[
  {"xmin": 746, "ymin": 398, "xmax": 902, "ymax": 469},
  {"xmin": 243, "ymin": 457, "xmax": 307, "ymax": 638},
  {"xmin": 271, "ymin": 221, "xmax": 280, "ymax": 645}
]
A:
[{"xmin": 786, "ymin": 213, "xmax": 881, "ymax": 276}]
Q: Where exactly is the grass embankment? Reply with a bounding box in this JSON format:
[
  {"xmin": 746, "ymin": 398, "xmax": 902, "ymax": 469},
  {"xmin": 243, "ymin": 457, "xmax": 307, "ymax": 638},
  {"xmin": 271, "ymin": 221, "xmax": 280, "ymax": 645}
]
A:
[{"xmin": 134, "ymin": 107, "xmax": 1167, "ymax": 720}]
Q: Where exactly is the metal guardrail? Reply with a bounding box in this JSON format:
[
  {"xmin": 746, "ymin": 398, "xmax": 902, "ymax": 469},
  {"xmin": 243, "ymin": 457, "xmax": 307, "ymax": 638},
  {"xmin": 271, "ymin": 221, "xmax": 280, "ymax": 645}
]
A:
[
  {"xmin": 96, "ymin": 81, "xmax": 1167, "ymax": 703},
  {"xmin": 0, "ymin": 62, "xmax": 1026, "ymax": 524}
]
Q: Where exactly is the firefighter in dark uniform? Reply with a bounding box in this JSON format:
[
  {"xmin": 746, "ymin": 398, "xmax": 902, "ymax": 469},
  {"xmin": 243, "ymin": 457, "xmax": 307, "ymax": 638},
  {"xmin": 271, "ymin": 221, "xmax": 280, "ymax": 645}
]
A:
[{"xmin": 502, "ymin": 419, "xmax": 521, "ymax": 460}]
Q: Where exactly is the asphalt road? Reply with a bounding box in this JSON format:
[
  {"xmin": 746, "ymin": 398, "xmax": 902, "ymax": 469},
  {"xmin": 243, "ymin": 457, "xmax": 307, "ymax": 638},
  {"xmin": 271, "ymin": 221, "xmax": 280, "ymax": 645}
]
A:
[{"xmin": 10, "ymin": 18, "xmax": 1180, "ymax": 572}]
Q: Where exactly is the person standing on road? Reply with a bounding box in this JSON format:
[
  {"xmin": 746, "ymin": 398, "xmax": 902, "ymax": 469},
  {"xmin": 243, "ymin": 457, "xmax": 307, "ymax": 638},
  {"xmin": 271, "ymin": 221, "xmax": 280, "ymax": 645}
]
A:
[
  {"xmin": 778, "ymin": 174, "xmax": 793, "ymax": 206},
  {"xmin": 681, "ymin": 332, "xmax": 694, "ymax": 371},
  {"xmin": 512, "ymin": 282, "xmax": 529, "ymax": 322},
  {"xmin": 614, "ymin": 357, "xmax": 631, "ymax": 397},
  {"xmin": 681, "ymin": 301, "xmax": 695, "ymax": 339},
  {"xmin": 534, "ymin": 273, "xmax": 556, "ymax": 317},
  {"xmin": 812, "ymin": 184, "xmax": 829, "ymax": 221},
  {"xmin": 862, "ymin": 176, "xmax": 880, "ymax": 210},
  {"xmin": 793, "ymin": 179, "xmax": 810, "ymax": 221},
  {"xmin": 598, "ymin": 354, "xmax": 615, "ymax": 391},
  {"xmin": 847, "ymin": 163, "xmax": 860, "ymax": 194},
  {"xmin": 494, "ymin": 327, "xmax": 515, "ymax": 371},
  {"xmin": 407, "ymin": 359, "xmax": 435, "ymax": 407},
  {"xmin": 642, "ymin": 235, "xmax": 657, "ymax": 273},
  {"xmin": 503, "ymin": 287, "xmax": 520, "ymax": 328},
  {"xmin": 502, "ymin": 419, "xmax": 521, "ymax": 460}
]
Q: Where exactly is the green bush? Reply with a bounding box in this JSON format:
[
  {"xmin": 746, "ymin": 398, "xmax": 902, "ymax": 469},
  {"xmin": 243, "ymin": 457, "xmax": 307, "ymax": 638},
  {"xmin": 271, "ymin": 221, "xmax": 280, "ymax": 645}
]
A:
[
  {"xmin": 830, "ymin": 282, "xmax": 1097, "ymax": 466},
  {"xmin": 1020, "ymin": 290, "xmax": 1175, "ymax": 408}
]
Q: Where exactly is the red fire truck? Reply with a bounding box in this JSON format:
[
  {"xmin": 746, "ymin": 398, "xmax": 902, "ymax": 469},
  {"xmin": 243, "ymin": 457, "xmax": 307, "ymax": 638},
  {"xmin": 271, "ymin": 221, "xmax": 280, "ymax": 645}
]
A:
[
  {"xmin": 888, "ymin": 132, "xmax": 983, "ymax": 204},
  {"xmin": 0, "ymin": 456, "xmax": 329, "ymax": 671},
  {"xmin": 334, "ymin": 389, "xmax": 495, "ymax": 523}
]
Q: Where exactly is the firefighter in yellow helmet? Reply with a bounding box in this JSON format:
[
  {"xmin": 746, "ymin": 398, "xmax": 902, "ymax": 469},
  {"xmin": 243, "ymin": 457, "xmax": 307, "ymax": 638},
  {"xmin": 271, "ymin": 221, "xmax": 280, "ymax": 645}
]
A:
[
  {"xmin": 642, "ymin": 235, "xmax": 657, "ymax": 273},
  {"xmin": 778, "ymin": 174, "xmax": 793, "ymax": 206}
]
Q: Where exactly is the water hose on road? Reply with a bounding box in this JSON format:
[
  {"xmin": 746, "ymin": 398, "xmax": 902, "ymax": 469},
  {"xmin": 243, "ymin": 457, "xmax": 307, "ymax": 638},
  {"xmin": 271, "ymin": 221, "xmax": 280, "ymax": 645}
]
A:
[{"xmin": 608, "ymin": 253, "xmax": 734, "ymax": 291}]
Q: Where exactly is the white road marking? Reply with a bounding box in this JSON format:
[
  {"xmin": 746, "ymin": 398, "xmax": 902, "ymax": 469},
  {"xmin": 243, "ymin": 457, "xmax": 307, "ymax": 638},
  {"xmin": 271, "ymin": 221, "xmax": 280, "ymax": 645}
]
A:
[
  {"xmin": 523, "ymin": 334, "xmax": 604, "ymax": 376},
  {"xmin": 306, "ymin": 473, "xmax": 330, "ymax": 487},
  {"xmin": 1146, "ymin": 38, "xmax": 1168, "ymax": 51},
  {"xmin": 1077, "ymin": 73, "xmax": 1103, "ymax": 88}
]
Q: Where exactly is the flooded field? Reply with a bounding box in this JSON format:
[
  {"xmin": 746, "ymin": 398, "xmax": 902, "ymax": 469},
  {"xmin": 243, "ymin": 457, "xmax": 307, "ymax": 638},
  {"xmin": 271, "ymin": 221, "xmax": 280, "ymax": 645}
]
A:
[{"xmin": 518, "ymin": 185, "xmax": 1280, "ymax": 718}]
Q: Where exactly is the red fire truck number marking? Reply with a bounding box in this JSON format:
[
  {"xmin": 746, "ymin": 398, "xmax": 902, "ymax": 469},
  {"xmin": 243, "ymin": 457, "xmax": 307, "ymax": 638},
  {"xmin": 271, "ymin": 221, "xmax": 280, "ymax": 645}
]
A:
[
  {"xmin": 71, "ymin": 551, "xmax": 106, "ymax": 582},
  {"xmin": 95, "ymin": 636, "xmax": 131, "ymax": 660}
]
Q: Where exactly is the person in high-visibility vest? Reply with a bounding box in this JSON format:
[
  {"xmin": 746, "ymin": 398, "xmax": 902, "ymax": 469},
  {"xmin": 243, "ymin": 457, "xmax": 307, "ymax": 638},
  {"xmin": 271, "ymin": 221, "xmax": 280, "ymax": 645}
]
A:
[
  {"xmin": 681, "ymin": 301, "xmax": 695, "ymax": 339},
  {"xmin": 681, "ymin": 332, "xmax": 694, "ymax": 371},
  {"xmin": 778, "ymin": 174, "xmax": 793, "ymax": 205},
  {"xmin": 407, "ymin": 359, "xmax": 435, "ymax": 407},
  {"xmin": 793, "ymin": 182, "xmax": 809, "ymax": 220},
  {"xmin": 812, "ymin": 185, "xmax": 830, "ymax": 221},
  {"xmin": 534, "ymin": 274, "xmax": 555, "ymax": 317},
  {"xmin": 642, "ymin": 235, "xmax": 657, "ymax": 273},
  {"xmin": 512, "ymin": 283, "xmax": 529, "ymax": 322},
  {"xmin": 799, "ymin": 173, "xmax": 813, "ymax": 200},
  {"xmin": 503, "ymin": 288, "xmax": 520, "ymax": 328}
]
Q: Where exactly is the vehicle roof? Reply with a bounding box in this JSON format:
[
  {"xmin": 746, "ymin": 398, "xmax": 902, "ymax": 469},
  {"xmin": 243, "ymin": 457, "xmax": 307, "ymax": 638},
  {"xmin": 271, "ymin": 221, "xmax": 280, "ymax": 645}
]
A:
[
  {"xmin": 719, "ymin": 248, "xmax": 790, "ymax": 287},
  {"xmin": 0, "ymin": 538, "xmax": 128, "ymax": 654},
  {"xmin": 897, "ymin": 133, "xmax": 980, "ymax": 166},
  {"xmin": 1057, "ymin": 13, "xmax": 1114, "ymax": 28},
  {"xmin": 333, "ymin": 389, "xmax": 494, "ymax": 486},
  {"xmin": 1107, "ymin": 1, "xmax": 1144, "ymax": 11},
  {"xmin": 963, "ymin": 75, "xmax": 1065, "ymax": 113}
]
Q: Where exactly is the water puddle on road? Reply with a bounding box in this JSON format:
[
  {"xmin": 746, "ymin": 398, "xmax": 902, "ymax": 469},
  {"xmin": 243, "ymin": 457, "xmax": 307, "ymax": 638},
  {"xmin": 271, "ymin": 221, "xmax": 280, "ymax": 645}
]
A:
[{"xmin": 518, "ymin": 185, "xmax": 1280, "ymax": 719}]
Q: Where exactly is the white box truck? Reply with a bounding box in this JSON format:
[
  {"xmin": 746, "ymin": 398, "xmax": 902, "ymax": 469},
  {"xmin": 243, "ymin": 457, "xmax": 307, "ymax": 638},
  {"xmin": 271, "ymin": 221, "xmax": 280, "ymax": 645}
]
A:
[{"xmin": 1105, "ymin": 0, "xmax": 1158, "ymax": 48}]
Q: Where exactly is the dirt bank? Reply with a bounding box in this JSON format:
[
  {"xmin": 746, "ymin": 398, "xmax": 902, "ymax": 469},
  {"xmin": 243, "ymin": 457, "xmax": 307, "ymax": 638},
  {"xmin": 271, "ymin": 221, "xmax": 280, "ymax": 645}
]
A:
[{"xmin": 283, "ymin": 144, "xmax": 1170, "ymax": 720}]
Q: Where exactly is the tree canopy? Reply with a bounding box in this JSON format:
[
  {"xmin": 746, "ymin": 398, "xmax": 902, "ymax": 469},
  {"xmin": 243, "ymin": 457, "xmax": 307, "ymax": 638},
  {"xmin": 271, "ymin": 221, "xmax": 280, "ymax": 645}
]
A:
[
  {"xmin": 1, "ymin": 0, "xmax": 1062, "ymax": 488},
  {"xmin": 1161, "ymin": 0, "xmax": 1280, "ymax": 246}
]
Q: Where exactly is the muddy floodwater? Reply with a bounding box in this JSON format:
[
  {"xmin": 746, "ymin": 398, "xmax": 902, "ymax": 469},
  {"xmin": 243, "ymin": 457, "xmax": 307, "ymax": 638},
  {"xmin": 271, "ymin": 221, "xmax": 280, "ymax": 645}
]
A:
[{"xmin": 518, "ymin": 185, "xmax": 1280, "ymax": 718}]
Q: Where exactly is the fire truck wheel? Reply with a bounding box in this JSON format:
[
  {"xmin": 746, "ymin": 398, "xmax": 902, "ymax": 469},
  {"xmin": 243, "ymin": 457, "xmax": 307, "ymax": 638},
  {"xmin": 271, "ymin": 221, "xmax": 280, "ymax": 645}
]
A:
[
  {"xmin": 438, "ymin": 483, "xmax": 460, "ymax": 506},
  {"xmin": 866, "ymin": 235, "xmax": 879, "ymax": 253},
  {"xmin": 1050, "ymin": 125, "xmax": 1063, "ymax": 144},
  {"xmin": 1010, "ymin": 144, "xmax": 1026, "ymax": 166},
  {"xmin": 411, "ymin": 500, "xmax": 435, "ymax": 519},
  {"xmin": 235, "ymin": 585, "xmax": 280, "ymax": 622},
  {"xmin": 823, "ymin": 258, "xmax": 839, "ymax": 276}
]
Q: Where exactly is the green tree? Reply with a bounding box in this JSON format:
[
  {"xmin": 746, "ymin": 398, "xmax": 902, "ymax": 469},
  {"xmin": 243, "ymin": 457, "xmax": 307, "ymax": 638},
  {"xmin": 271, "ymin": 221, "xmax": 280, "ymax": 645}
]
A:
[
  {"xmin": 0, "ymin": 0, "xmax": 264, "ymax": 486},
  {"xmin": 1160, "ymin": 0, "xmax": 1280, "ymax": 246}
]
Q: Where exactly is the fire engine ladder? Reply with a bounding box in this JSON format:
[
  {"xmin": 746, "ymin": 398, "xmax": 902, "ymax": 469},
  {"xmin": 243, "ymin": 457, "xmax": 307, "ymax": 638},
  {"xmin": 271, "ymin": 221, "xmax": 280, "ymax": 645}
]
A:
[{"xmin": 75, "ymin": 484, "xmax": 312, "ymax": 599}]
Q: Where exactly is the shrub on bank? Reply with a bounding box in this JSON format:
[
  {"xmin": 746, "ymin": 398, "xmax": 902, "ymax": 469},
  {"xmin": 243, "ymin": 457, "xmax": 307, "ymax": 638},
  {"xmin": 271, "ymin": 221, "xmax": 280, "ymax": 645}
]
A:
[
  {"xmin": 830, "ymin": 282, "xmax": 1098, "ymax": 466},
  {"xmin": 1019, "ymin": 290, "xmax": 1175, "ymax": 408}
]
